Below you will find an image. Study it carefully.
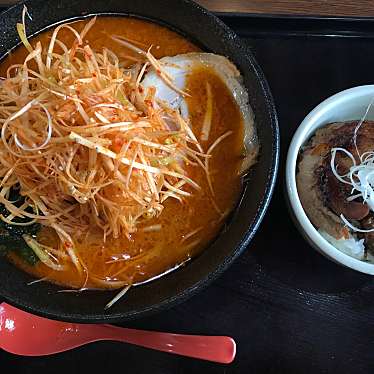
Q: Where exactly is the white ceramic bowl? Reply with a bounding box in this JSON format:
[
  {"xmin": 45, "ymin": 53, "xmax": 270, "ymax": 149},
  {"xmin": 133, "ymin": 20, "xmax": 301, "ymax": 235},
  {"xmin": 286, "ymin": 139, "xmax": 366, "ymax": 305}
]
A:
[{"xmin": 286, "ymin": 85, "xmax": 374, "ymax": 275}]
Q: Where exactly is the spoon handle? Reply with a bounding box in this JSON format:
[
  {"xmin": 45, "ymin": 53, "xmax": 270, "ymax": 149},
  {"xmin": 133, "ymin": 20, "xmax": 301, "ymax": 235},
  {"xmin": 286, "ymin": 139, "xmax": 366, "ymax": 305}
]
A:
[{"xmin": 94, "ymin": 325, "xmax": 236, "ymax": 364}]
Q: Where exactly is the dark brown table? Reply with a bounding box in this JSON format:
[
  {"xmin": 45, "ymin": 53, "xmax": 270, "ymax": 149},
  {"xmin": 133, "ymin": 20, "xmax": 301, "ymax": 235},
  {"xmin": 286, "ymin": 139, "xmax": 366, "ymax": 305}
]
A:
[{"xmin": 2, "ymin": 0, "xmax": 374, "ymax": 17}]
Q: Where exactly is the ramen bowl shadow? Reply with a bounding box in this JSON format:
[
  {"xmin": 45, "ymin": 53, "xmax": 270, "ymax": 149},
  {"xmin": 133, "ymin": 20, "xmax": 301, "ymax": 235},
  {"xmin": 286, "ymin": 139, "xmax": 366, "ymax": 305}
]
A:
[{"xmin": 0, "ymin": 0, "xmax": 279, "ymax": 323}]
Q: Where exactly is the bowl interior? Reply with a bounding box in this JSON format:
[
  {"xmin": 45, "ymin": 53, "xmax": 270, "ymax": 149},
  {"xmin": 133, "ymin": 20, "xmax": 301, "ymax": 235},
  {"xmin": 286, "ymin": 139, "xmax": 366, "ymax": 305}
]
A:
[
  {"xmin": 286, "ymin": 85, "xmax": 374, "ymax": 275},
  {"xmin": 0, "ymin": 0, "xmax": 279, "ymax": 322}
]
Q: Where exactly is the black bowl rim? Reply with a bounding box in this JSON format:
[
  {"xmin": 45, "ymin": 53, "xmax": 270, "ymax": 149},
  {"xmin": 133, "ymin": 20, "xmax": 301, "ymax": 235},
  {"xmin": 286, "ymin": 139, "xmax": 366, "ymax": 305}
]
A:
[{"xmin": 0, "ymin": 0, "xmax": 279, "ymax": 323}]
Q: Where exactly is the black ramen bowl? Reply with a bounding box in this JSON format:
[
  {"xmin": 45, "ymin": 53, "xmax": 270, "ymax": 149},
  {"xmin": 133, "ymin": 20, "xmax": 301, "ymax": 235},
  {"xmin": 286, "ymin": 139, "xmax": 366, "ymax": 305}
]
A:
[{"xmin": 0, "ymin": 0, "xmax": 279, "ymax": 323}]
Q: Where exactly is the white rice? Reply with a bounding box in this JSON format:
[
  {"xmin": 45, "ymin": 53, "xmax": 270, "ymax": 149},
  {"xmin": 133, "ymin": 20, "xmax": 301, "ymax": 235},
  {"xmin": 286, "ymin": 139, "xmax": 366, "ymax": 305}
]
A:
[{"xmin": 319, "ymin": 230, "xmax": 366, "ymax": 260}]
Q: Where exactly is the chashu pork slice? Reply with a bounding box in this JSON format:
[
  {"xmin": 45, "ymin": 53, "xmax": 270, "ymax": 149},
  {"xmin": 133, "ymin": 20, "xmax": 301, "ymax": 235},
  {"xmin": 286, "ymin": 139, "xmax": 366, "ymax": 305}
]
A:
[
  {"xmin": 297, "ymin": 123, "xmax": 347, "ymax": 239},
  {"xmin": 141, "ymin": 52, "xmax": 258, "ymax": 174},
  {"xmin": 297, "ymin": 121, "xmax": 374, "ymax": 240}
]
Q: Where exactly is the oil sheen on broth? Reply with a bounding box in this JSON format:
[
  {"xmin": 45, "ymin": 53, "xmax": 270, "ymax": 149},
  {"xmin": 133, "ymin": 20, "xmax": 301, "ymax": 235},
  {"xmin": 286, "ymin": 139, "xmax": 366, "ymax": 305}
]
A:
[{"xmin": 2, "ymin": 17, "xmax": 244, "ymax": 289}]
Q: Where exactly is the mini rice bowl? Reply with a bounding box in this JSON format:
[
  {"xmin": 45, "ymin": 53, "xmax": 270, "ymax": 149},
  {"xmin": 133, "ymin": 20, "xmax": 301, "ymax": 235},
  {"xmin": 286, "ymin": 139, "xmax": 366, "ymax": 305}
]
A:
[{"xmin": 286, "ymin": 85, "xmax": 374, "ymax": 275}]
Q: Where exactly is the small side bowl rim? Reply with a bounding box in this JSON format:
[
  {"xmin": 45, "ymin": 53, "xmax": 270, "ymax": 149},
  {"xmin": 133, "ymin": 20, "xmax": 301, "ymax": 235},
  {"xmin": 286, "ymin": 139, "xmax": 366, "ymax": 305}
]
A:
[{"xmin": 286, "ymin": 84, "xmax": 374, "ymax": 275}]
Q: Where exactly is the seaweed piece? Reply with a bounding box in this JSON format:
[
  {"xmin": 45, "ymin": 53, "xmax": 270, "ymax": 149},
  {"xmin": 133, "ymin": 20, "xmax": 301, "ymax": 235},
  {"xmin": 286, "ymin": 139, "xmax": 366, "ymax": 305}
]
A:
[
  {"xmin": 0, "ymin": 187, "xmax": 41, "ymax": 265},
  {"xmin": 14, "ymin": 243, "xmax": 39, "ymax": 265},
  {"xmin": 0, "ymin": 243, "xmax": 8, "ymax": 257},
  {"xmin": 0, "ymin": 231, "xmax": 39, "ymax": 265}
]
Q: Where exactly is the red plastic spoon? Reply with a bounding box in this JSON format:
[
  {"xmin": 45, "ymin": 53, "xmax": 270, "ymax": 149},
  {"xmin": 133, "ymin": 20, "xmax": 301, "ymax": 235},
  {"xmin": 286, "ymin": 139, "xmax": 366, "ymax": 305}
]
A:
[{"xmin": 0, "ymin": 303, "xmax": 236, "ymax": 363}]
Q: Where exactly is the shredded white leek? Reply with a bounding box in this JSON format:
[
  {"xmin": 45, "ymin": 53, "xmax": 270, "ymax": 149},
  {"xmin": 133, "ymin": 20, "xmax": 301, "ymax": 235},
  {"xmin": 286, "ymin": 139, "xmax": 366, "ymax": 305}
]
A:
[
  {"xmin": 22, "ymin": 234, "xmax": 65, "ymax": 271},
  {"xmin": 201, "ymin": 82, "xmax": 213, "ymax": 141},
  {"xmin": 104, "ymin": 284, "xmax": 131, "ymax": 310},
  {"xmin": 330, "ymin": 119, "xmax": 374, "ymax": 233}
]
